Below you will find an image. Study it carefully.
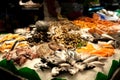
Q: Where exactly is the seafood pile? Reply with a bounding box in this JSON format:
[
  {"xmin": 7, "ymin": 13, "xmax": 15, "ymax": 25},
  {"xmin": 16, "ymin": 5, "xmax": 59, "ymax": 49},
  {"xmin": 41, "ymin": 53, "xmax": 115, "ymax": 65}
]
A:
[
  {"xmin": 48, "ymin": 20, "xmax": 87, "ymax": 49},
  {"xmin": 34, "ymin": 49, "xmax": 106, "ymax": 76},
  {"xmin": 2, "ymin": 46, "xmax": 38, "ymax": 66},
  {"xmin": 25, "ymin": 20, "xmax": 87, "ymax": 49},
  {"xmin": 24, "ymin": 21, "xmax": 51, "ymax": 45},
  {"xmin": 0, "ymin": 34, "xmax": 27, "ymax": 52},
  {"xmin": 73, "ymin": 15, "xmax": 120, "ymax": 34},
  {"xmin": 25, "ymin": 19, "xmax": 120, "ymax": 78},
  {"xmin": 76, "ymin": 42, "xmax": 115, "ymax": 57},
  {"xmin": 73, "ymin": 15, "xmax": 120, "ymax": 48},
  {"xmin": 0, "ymin": 16, "xmax": 120, "ymax": 80},
  {"xmin": 36, "ymin": 41, "xmax": 65, "ymax": 57},
  {"xmin": 0, "ymin": 33, "xmax": 38, "ymax": 66},
  {"xmin": 1, "ymin": 19, "xmax": 119, "ymax": 65}
]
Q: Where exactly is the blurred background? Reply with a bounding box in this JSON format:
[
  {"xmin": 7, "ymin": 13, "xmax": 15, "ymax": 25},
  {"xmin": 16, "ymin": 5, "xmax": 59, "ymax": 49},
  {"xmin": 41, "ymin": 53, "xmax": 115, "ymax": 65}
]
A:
[{"xmin": 0, "ymin": 0, "xmax": 120, "ymax": 33}]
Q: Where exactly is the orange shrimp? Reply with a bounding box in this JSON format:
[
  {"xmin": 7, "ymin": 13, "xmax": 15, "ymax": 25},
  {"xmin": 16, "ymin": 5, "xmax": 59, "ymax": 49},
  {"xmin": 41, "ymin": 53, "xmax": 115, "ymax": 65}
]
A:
[{"xmin": 76, "ymin": 43, "xmax": 115, "ymax": 57}]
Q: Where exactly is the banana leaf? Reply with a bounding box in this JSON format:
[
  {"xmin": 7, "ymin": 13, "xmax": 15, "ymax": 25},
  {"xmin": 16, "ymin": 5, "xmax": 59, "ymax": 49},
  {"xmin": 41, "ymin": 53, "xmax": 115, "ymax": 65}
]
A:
[
  {"xmin": 96, "ymin": 59, "xmax": 120, "ymax": 80},
  {"xmin": 51, "ymin": 77, "xmax": 67, "ymax": 80},
  {"xmin": 0, "ymin": 59, "xmax": 41, "ymax": 80},
  {"xmin": 95, "ymin": 72, "xmax": 107, "ymax": 80},
  {"xmin": 0, "ymin": 59, "xmax": 18, "ymax": 74},
  {"xmin": 18, "ymin": 67, "xmax": 41, "ymax": 80}
]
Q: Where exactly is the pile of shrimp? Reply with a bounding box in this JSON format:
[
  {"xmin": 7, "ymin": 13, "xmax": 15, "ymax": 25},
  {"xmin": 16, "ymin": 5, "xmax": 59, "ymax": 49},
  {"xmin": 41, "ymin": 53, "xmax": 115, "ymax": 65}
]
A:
[{"xmin": 73, "ymin": 13, "xmax": 119, "ymax": 34}]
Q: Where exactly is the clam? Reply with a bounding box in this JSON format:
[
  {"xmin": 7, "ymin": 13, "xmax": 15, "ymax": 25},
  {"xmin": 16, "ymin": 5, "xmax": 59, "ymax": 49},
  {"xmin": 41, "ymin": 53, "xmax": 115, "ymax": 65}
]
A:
[
  {"xmin": 34, "ymin": 59, "xmax": 48, "ymax": 69},
  {"xmin": 54, "ymin": 50, "xmax": 68, "ymax": 62},
  {"xmin": 74, "ymin": 62, "xmax": 86, "ymax": 71},
  {"xmin": 51, "ymin": 67, "xmax": 61, "ymax": 76},
  {"xmin": 68, "ymin": 67, "xmax": 79, "ymax": 75}
]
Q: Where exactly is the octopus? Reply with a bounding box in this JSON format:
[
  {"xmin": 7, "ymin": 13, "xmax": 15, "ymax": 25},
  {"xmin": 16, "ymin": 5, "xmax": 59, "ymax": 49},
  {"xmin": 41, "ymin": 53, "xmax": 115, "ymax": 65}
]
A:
[
  {"xmin": 2, "ymin": 46, "xmax": 38, "ymax": 66},
  {"xmin": 36, "ymin": 41, "xmax": 65, "ymax": 57}
]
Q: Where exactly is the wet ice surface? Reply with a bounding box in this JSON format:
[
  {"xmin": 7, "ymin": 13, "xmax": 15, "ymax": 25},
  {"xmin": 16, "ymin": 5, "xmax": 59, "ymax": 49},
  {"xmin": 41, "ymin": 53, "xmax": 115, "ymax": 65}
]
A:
[{"xmin": 20, "ymin": 49, "xmax": 120, "ymax": 80}]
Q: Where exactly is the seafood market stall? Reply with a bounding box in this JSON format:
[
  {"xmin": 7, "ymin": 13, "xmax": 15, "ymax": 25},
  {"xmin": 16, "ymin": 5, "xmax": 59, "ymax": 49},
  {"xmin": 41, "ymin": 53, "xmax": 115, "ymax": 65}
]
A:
[{"xmin": 0, "ymin": 13, "xmax": 120, "ymax": 80}]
